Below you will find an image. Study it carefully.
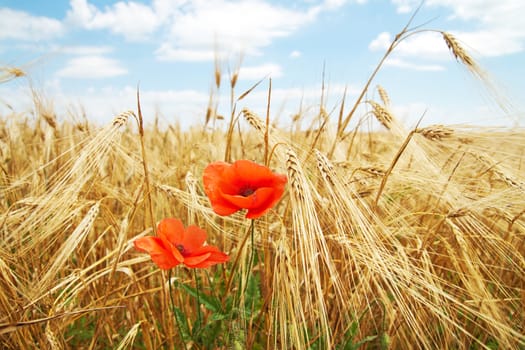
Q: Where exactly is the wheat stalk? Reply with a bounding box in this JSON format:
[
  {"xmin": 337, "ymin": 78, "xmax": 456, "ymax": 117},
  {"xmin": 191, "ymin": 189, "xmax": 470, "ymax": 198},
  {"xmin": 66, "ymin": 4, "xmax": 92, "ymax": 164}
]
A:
[
  {"xmin": 45, "ymin": 323, "xmax": 63, "ymax": 350},
  {"xmin": 473, "ymin": 152, "xmax": 524, "ymax": 191},
  {"xmin": 38, "ymin": 202, "xmax": 100, "ymax": 295},
  {"xmin": 115, "ymin": 322, "xmax": 142, "ymax": 350},
  {"xmin": 0, "ymin": 50, "xmax": 523, "ymax": 348},
  {"xmin": 283, "ymin": 148, "xmax": 352, "ymax": 349}
]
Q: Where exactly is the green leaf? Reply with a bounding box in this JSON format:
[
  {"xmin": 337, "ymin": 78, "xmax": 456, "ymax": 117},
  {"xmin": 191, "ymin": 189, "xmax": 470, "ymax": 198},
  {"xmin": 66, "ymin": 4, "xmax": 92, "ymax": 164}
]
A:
[
  {"xmin": 172, "ymin": 306, "xmax": 191, "ymax": 342},
  {"xmin": 177, "ymin": 281, "xmax": 222, "ymax": 313},
  {"xmin": 353, "ymin": 335, "xmax": 378, "ymax": 349},
  {"xmin": 210, "ymin": 312, "xmax": 229, "ymax": 321}
]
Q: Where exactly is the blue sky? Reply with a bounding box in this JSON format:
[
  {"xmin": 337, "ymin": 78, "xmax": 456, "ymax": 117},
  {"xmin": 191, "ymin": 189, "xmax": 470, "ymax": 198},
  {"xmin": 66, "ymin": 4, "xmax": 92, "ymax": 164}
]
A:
[{"xmin": 1, "ymin": 0, "xmax": 524, "ymax": 129}]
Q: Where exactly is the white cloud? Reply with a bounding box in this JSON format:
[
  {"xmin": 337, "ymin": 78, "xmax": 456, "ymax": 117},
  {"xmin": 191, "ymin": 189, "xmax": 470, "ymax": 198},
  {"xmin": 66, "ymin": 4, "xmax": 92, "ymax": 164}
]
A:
[
  {"xmin": 237, "ymin": 63, "xmax": 283, "ymax": 80},
  {"xmin": 319, "ymin": 0, "xmax": 349, "ymax": 10},
  {"xmin": 369, "ymin": 31, "xmax": 450, "ymax": 61},
  {"xmin": 429, "ymin": 0, "xmax": 525, "ymax": 57},
  {"xmin": 391, "ymin": 101, "xmax": 518, "ymax": 127},
  {"xmin": 369, "ymin": 30, "xmax": 492, "ymax": 65},
  {"xmin": 0, "ymin": 8, "xmax": 63, "ymax": 41},
  {"xmin": 290, "ymin": 50, "xmax": 302, "ymax": 58},
  {"xmin": 65, "ymin": 0, "xmax": 96, "ymax": 25},
  {"xmin": 455, "ymin": 30, "xmax": 523, "ymax": 57},
  {"xmin": 384, "ymin": 57, "xmax": 445, "ymax": 71},
  {"xmin": 62, "ymin": 0, "xmax": 348, "ymax": 61},
  {"xmin": 0, "ymin": 81, "xmax": 212, "ymax": 127},
  {"xmin": 385, "ymin": 0, "xmax": 525, "ymax": 58},
  {"xmin": 371, "ymin": 1, "xmax": 525, "ymax": 62},
  {"xmin": 63, "ymin": 85, "xmax": 212, "ymax": 127},
  {"xmin": 390, "ymin": 0, "xmax": 420, "ymax": 13},
  {"xmin": 368, "ymin": 28, "xmax": 520, "ymax": 70},
  {"xmin": 59, "ymin": 45, "xmax": 114, "ymax": 55},
  {"xmin": 65, "ymin": 0, "xmax": 161, "ymax": 41},
  {"xmin": 368, "ymin": 31, "xmax": 391, "ymax": 51},
  {"xmin": 155, "ymin": 0, "xmax": 349, "ymax": 62},
  {"xmin": 1, "ymin": 79, "xmax": 512, "ymax": 132},
  {"xmin": 426, "ymin": 0, "xmax": 523, "ymax": 25},
  {"xmin": 155, "ymin": 45, "xmax": 215, "ymax": 62},
  {"xmin": 390, "ymin": 0, "xmax": 524, "ymax": 22},
  {"xmin": 57, "ymin": 55, "xmax": 127, "ymax": 78},
  {"xmin": 393, "ymin": 32, "xmax": 449, "ymax": 59},
  {"xmin": 237, "ymin": 83, "xmax": 360, "ymax": 113},
  {"xmin": 162, "ymin": 1, "xmax": 317, "ymax": 59},
  {"xmin": 232, "ymin": 82, "xmax": 363, "ymax": 128}
]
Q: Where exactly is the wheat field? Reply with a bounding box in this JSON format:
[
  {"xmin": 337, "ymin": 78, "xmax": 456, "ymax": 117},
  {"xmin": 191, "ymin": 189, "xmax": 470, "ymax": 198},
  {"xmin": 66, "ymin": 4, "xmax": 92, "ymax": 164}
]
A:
[{"xmin": 0, "ymin": 29, "xmax": 524, "ymax": 350}]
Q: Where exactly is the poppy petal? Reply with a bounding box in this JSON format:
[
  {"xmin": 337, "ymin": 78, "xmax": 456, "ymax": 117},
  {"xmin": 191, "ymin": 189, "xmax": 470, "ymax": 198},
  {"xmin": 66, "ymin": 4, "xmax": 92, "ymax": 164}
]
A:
[
  {"xmin": 193, "ymin": 246, "xmax": 230, "ymax": 261},
  {"xmin": 205, "ymin": 249, "xmax": 230, "ymax": 263},
  {"xmin": 203, "ymin": 162, "xmax": 242, "ymax": 215},
  {"xmin": 183, "ymin": 252, "xmax": 212, "ymax": 268},
  {"xmin": 245, "ymin": 202, "xmax": 275, "ymax": 219},
  {"xmin": 191, "ymin": 245, "xmax": 221, "ymax": 255},
  {"xmin": 232, "ymin": 160, "xmax": 274, "ymax": 184},
  {"xmin": 246, "ymin": 181, "xmax": 287, "ymax": 218},
  {"xmin": 203, "ymin": 160, "xmax": 287, "ymax": 219},
  {"xmin": 221, "ymin": 187, "xmax": 274, "ymax": 209},
  {"xmin": 203, "ymin": 162, "xmax": 239, "ymax": 195},
  {"xmin": 271, "ymin": 173, "xmax": 288, "ymax": 189},
  {"xmin": 158, "ymin": 218, "xmax": 184, "ymax": 245},
  {"xmin": 246, "ymin": 174, "xmax": 287, "ymax": 218},
  {"xmin": 182, "ymin": 225, "xmax": 207, "ymax": 254},
  {"xmin": 134, "ymin": 236, "xmax": 180, "ymax": 270},
  {"xmin": 157, "ymin": 218, "xmax": 185, "ymax": 263},
  {"xmin": 203, "ymin": 161, "xmax": 229, "ymax": 181},
  {"xmin": 195, "ymin": 252, "xmax": 230, "ymax": 268},
  {"xmin": 219, "ymin": 165, "xmax": 246, "ymax": 191},
  {"xmin": 186, "ymin": 246, "xmax": 229, "ymax": 268},
  {"xmin": 209, "ymin": 196, "xmax": 241, "ymax": 216}
]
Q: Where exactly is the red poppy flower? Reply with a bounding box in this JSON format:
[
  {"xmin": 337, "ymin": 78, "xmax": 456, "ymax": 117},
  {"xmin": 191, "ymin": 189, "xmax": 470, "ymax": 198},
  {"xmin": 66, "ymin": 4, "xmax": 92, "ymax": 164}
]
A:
[
  {"xmin": 203, "ymin": 159, "xmax": 287, "ymax": 219},
  {"xmin": 134, "ymin": 218, "xmax": 229, "ymax": 269}
]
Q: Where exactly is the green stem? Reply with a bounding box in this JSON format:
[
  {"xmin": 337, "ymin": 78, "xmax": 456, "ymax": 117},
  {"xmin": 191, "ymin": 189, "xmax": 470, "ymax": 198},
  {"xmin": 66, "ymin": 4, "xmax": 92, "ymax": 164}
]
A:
[
  {"xmin": 193, "ymin": 269, "xmax": 203, "ymax": 328},
  {"xmin": 224, "ymin": 220, "xmax": 257, "ymax": 346},
  {"xmin": 223, "ymin": 221, "xmax": 256, "ymax": 299},
  {"xmin": 243, "ymin": 219, "xmax": 256, "ymax": 295},
  {"xmin": 168, "ymin": 270, "xmax": 186, "ymax": 349}
]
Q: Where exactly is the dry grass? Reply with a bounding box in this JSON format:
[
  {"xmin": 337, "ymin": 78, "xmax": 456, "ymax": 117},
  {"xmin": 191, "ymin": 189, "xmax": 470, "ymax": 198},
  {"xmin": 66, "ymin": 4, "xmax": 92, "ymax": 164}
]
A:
[{"xmin": 0, "ymin": 23, "xmax": 524, "ymax": 350}]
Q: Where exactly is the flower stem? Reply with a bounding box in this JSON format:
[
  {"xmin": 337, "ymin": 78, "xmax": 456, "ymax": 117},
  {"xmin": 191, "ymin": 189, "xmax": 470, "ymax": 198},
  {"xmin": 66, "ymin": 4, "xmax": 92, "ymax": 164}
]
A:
[
  {"xmin": 223, "ymin": 221, "xmax": 256, "ymax": 297},
  {"xmin": 193, "ymin": 269, "xmax": 203, "ymax": 328},
  {"xmin": 168, "ymin": 270, "xmax": 186, "ymax": 349},
  {"xmin": 243, "ymin": 219, "xmax": 256, "ymax": 295},
  {"xmin": 223, "ymin": 220, "xmax": 257, "ymax": 347}
]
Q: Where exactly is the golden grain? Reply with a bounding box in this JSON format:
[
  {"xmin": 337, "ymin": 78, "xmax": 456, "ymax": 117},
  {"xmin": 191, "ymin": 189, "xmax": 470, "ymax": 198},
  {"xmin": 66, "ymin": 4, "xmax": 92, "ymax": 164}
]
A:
[
  {"xmin": 416, "ymin": 125, "xmax": 454, "ymax": 141},
  {"xmin": 368, "ymin": 100, "xmax": 393, "ymax": 130},
  {"xmin": 377, "ymin": 85, "xmax": 390, "ymax": 107},
  {"xmin": 0, "ymin": 36, "xmax": 523, "ymax": 349},
  {"xmin": 443, "ymin": 32, "xmax": 475, "ymax": 68}
]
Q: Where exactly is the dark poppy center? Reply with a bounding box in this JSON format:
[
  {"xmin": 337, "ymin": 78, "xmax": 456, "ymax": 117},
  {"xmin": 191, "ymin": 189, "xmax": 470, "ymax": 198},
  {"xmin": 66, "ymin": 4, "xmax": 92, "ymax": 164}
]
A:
[
  {"xmin": 239, "ymin": 187, "xmax": 255, "ymax": 197},
  {"xmin": 176, "ymin": 244, "xmax": 185, "ymax": 253}
]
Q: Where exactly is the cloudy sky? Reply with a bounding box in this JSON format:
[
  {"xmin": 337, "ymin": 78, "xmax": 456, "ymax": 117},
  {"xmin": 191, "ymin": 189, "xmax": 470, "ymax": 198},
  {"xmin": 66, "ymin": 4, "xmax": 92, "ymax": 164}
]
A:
[{"xmin": 1, "ymin": 0, "xmax": 524, "ymax": 128}]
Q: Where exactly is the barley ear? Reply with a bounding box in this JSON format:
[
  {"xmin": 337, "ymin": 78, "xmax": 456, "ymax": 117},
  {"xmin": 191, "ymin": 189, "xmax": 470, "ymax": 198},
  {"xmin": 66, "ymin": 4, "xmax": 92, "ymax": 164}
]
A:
[
  {"xmin": 242, "ymin": 108, "xmax": 265, "ymax": 133},
  {"xmin": 377, "ymin": 85, "xmax": 390, "ymax": 107},
  {"xmin": 442, "ymin": 32, "xmax": 476, "ymax": 69},
  {"xmin": 416, "ymin": 125, "xmax": 454, "ymax": 141},
  {"xmin": 368, "ymin": 100, "xmax": 393, "ymax": 130}
]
